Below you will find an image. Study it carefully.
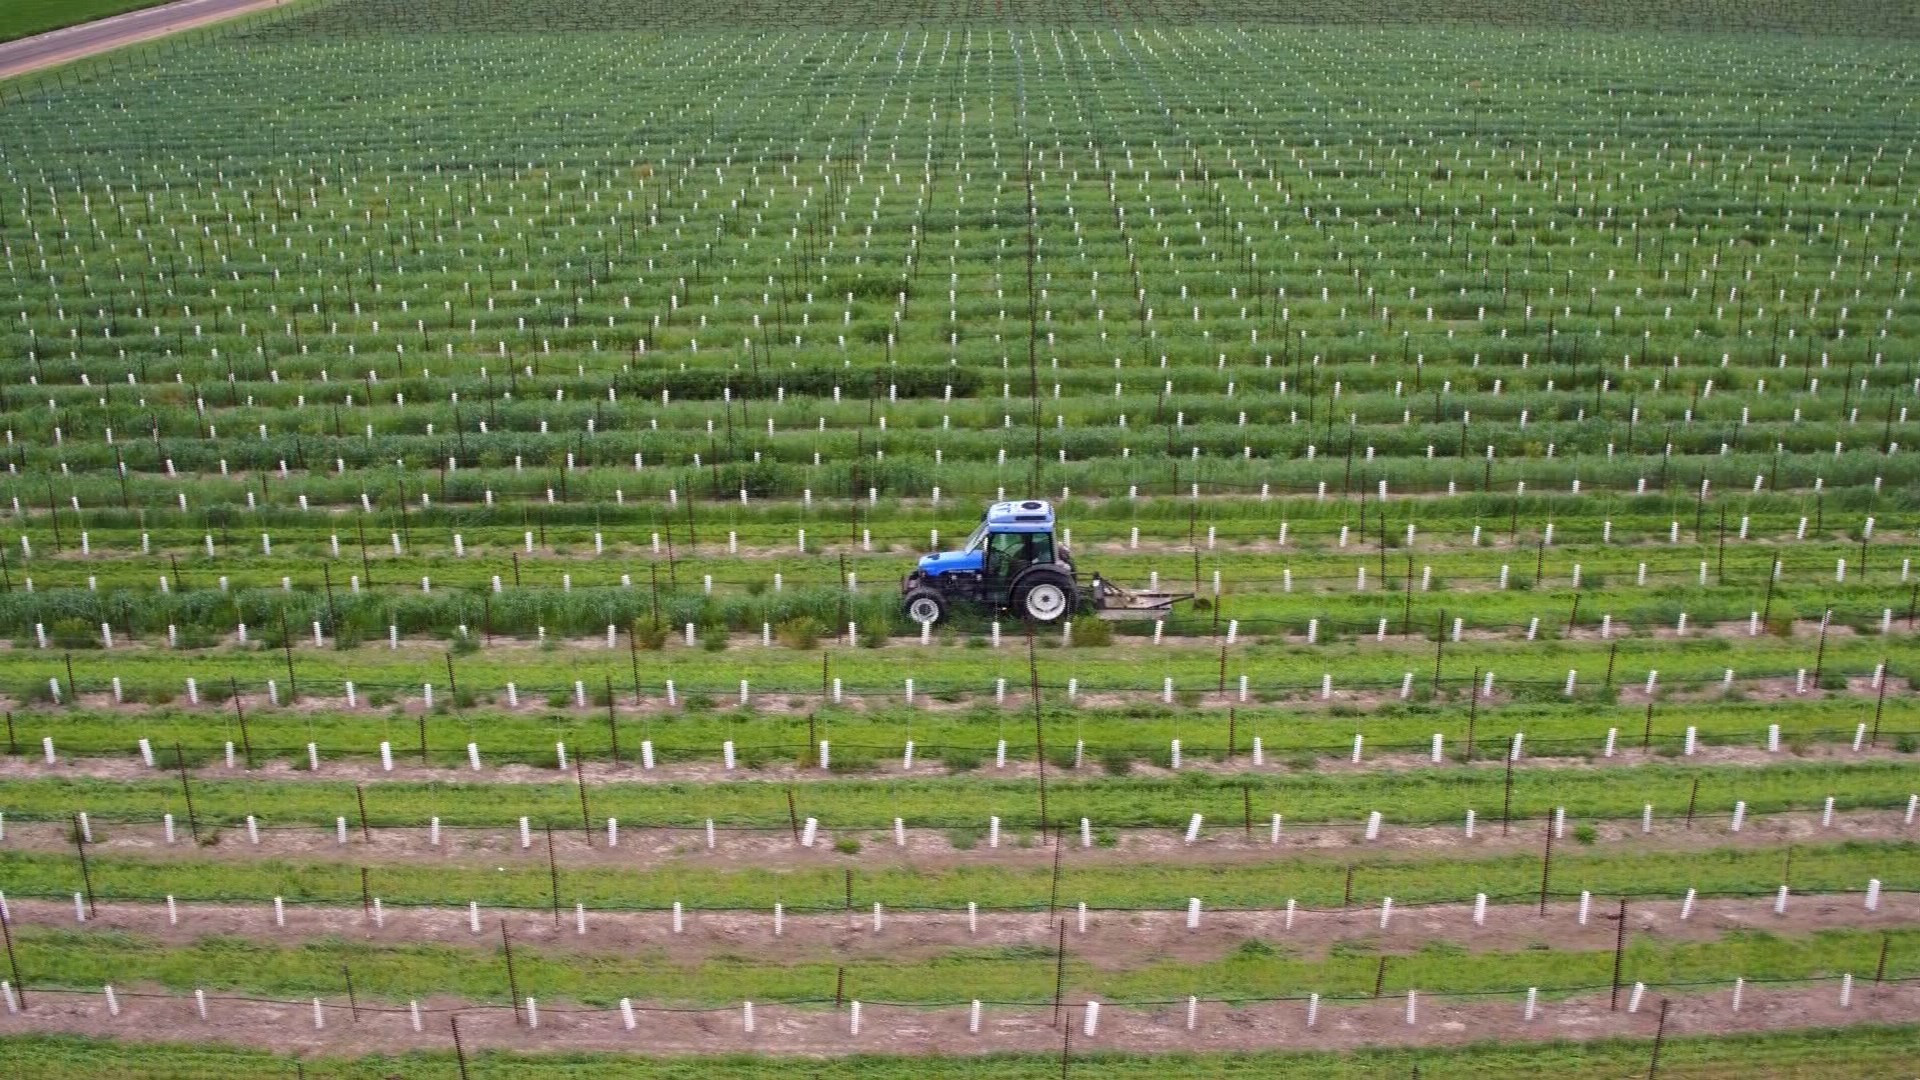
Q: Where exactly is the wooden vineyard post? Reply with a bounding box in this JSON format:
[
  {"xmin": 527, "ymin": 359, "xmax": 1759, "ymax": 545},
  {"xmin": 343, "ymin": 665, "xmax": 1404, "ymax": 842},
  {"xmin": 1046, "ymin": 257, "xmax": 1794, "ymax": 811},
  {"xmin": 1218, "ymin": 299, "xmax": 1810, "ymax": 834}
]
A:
[
  {"xmin": 1813, "ymin": 608, "xmax": 1830, "ymax": 684},
  {"xmin": 786, "ymin": 788, "xmax": 800, "ymax": 843},
  {"xmin": 1539, "ymin": 817, "xmax": 1554, "ymax": 916},
  {"xmin": 501, "ymin": 921, "xmax": 522, "ymax": 1023},
  {"xmin": 1344, "ymin": 864, "xmax": 1355, "ymax": 908},
  {"xmin": 1049, "ymin": 825, "xmax": 1063, "ymax": 918},
  {"xmin": 1647, "ymin": 998, "xmax": 1671, "ymax": 1078},
  {"xmin": 1402, "ymin": 553, "xmax": 1414, "ymax": 634},
  {"xmin": 1683, "ymin": 777, "xmax": 1700, "ymax": 830},
  {"xmin": 546, "ymin": 825, "xmax": 561, "ymax": 926},
  {"xmin": 1610, "ymin": 897, "xmax": 1629, "ymax": 1010},
  {"xmin": 1872, "ymin": 663, "xmax": 1887, "ymax": 745},
  {"xmin": 1226, "ymin": 708, "xmax": 1237, "ymax": 762},
  {"xmin": 360, "ymin": 867, "xmax": 371, "ymax": 919},
  {"xmin": 1464, "ymin": 668, "xmax": 1479, "ymax": 762},
  {"xmin": 1372, "ymin": 955, "xmax": 1388, "ymax": 999},
  {"xmin": 0, "ymin": 903, "xmax": 23, "ymax": 1006},
  {"xmin": 1502, "ymin": 752, "xmax": 1515, "ymax": 836},
  {"xmin": 451, "ymin": 1016, "xmax": 471, "ymax": 1080},
  {"xmin": 355, "ymin": 783, "xmax": 371, "ymax": 842},
  {"xmin": 628, "ymin": 625, "xmax": 642, "ymax": 704},
  {"xmin": 1243, "ymin": 784, "xmax": 1253, "ymax": 840},
  {"xmin": 278, "ymin": 612, "xmax": 297, "ymax": 701},
  {"xmin": 605, "ymin": 675, "xmax": 621, "ymax": 762},
  {"xmin": 1053, "ymin": 918, "xmax": 1068, "ymax": 1027},
  {"xmin": 73, "ymin": 813, "xmax": 97, "ymax": 917},
  {"xmin": 176, "ymin": 745, "xmax": 200, "ymax": 842},
  {"xmin": 575, "ymin": 761, "xmax": 594, "ymax": 845},
  {"xmin": 1030, "ymin": 628, "xmax": 1048, "ymax": 829},
  {"xmin": 1060, "ymin": 1016, "xmax": 1072, "ymax": 1079},
  {"xmin": 342, "ymin": 962, "xmax": 359, "ymax": 1022},
  {"xmin": 231, "ymin": 678, "xmax": 254, "ymax": 769}
]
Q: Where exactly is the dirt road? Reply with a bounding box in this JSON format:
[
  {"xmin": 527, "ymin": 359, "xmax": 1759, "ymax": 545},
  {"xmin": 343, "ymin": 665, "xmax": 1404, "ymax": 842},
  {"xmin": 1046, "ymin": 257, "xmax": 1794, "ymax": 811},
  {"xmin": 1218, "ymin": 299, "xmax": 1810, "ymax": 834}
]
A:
[{"xmin": 0, "ymin": 0, "xmax": 289, "ymax": 82}]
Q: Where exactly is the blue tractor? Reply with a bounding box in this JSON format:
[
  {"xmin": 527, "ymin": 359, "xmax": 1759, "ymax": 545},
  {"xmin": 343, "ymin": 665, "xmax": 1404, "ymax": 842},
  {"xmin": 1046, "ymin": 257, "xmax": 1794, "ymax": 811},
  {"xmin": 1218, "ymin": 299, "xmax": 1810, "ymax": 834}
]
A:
[{"xmin": 900, "ymin": 500, "xmax": 1188, "ymax": 625}]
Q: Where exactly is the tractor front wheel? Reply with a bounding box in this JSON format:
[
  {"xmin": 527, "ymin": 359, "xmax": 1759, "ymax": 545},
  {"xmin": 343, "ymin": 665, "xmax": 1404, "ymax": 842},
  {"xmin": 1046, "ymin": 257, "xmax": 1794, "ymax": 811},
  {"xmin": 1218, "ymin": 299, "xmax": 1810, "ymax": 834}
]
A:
[
  {"xmin": 1013, "ymin": 573, "xmax": 1074, "ymax": 624},
  {"xmin": 904, "ymin": 587, "xmax": 949, "ymax": 626}
]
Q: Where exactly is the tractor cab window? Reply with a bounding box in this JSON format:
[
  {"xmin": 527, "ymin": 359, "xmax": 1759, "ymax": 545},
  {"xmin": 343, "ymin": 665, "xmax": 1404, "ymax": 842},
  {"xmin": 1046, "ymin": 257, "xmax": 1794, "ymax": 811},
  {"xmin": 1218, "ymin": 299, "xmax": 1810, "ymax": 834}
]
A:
[
  {"xmin": 986, "ymin": 531, "xmax": 1052, "ymax": 577},
  {"xmin": 962, "ymin": 520, "xmax": 990, "ymax": 553}
]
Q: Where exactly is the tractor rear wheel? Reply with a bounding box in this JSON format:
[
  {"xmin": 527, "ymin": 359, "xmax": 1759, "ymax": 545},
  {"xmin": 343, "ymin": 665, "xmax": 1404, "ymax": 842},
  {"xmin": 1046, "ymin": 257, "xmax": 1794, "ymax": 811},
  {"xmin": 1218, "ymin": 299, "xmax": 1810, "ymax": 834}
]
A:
[
  {"xmin": 1013, "ymin": 572, "xmax": 1074, "ymax": 624},
  {"xmin": 904, "ymin": 587, "xmax": 948, "ymax": 626}
]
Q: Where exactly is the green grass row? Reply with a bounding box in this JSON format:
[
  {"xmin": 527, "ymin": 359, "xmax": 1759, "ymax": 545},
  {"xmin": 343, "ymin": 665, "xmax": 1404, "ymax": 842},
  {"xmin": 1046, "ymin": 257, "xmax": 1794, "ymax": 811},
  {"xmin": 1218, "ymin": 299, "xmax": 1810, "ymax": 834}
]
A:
[
  {"xmin": 7, "ymin": 924, "xmax": 1915, "ymax": 1007},
  {"xmin": 2, "ymin": 760, "xmax": 1916, "ymax": 829},
  {"xmin": 4, "ymin": 508, "xmax": 1893, "ymax": 555},
  {"xmin": 3, "ymin": 628, "xmax": 1903, "ymax": 705},
  {"xmin": 6, "ymin": 1026, "xmax": 1920, "ymax": 1080},
  {"xmin": 0, "ymin": 838, "xmax": 1909, "ymax": 912},
  {"xmin": 7, "ymin": 694, "xmax": 1913, "ymax": 770},
  {"xmin": 13, "ymin": 758, "xmax": 1920, "ymax": 828}
]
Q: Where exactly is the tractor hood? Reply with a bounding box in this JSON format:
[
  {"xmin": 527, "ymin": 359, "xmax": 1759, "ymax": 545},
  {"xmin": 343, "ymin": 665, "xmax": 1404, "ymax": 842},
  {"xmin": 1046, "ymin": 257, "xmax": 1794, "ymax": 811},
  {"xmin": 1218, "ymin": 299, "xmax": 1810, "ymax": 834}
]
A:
[{"xmin": 918, "ymin": 550, "xmax": 983, "ymax": 576}]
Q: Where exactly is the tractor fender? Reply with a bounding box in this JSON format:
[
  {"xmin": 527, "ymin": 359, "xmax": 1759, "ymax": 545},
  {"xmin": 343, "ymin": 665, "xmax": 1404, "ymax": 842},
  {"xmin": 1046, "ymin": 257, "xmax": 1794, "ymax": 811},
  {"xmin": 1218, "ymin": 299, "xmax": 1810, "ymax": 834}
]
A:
[{"xmin": 1007, "ymin": 564, "xmax": 1075, "ymax": 595}]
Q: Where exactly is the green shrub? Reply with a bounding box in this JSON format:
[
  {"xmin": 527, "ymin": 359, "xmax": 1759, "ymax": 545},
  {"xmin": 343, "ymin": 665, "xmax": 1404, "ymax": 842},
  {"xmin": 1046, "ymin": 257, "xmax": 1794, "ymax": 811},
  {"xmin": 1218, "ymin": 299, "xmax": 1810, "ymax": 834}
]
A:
[
  {"xmin": 1069, "ymin": 615, "xmax": 1112, "ymax": 647},
  {"xmin": 1100, "ymin": 748, "xmax": 1133, "ymax": 776},
  {"xmin": 47, "ymin": 618, "xmax": 101, "ymax": 650},
  {"xmin": 775, "ymin": 617, "xmax": 822, "ymax": 650}
]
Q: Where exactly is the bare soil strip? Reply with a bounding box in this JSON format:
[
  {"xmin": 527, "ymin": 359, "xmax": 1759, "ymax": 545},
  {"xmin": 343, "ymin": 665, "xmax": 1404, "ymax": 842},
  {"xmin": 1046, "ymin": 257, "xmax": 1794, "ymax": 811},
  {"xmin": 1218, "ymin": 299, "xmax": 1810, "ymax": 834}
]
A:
[
  {"xmin": 2, "ymin": 893, "xmax": 1909, "ymax": 965},
  {"xmin": 4, "ymin": 808, "xmax": 1910, "ymax": 874},
  {"xmin": 0, "ymin": 983, "xmax": 1910, "ymax": 1059}
]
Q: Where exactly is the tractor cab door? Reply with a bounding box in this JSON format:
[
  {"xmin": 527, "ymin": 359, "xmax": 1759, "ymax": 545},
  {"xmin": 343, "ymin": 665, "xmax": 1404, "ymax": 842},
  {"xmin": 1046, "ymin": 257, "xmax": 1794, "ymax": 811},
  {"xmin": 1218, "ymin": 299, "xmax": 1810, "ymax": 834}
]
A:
[{"xmin": 984, "ymin": 530, "xmax": 1053, "ymax": 595}]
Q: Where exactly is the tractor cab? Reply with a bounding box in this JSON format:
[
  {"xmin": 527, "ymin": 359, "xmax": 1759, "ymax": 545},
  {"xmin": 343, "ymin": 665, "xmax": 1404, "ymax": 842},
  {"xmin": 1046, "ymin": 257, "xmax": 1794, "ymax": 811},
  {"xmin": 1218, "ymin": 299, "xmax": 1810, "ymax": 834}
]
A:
[{"xmin": 901, "ymin": 500, "xmax": 1077, "ymax": 625}]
